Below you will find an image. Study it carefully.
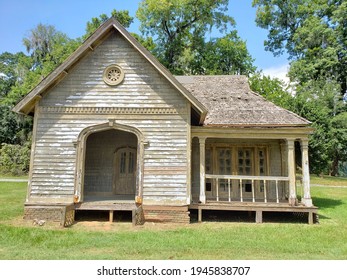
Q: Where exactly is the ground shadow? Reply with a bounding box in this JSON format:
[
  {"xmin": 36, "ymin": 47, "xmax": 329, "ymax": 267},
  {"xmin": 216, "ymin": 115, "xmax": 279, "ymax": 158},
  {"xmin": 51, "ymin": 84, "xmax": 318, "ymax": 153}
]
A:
[
  {"xmin": 190, "ymin": 209, "xmax": 315, "ymax": 224},
  {"xmin": 312, "ymin": 197, "xmax": 343, "ymax": 209},
  {"xmin": 75, "ymin": 210, "xmax": 133, "ymax": 223}
]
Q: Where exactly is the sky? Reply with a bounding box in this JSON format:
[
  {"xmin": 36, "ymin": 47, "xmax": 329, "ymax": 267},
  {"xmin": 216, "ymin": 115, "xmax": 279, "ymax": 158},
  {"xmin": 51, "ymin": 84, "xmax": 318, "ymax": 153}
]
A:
[{"xmin": 0, "ymin": 0, "xmax": 289, "ymax": 81}]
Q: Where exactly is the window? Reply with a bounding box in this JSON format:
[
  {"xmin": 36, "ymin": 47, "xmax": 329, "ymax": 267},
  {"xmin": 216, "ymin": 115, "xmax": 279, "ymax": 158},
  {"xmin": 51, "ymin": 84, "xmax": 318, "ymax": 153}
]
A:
[
  {"xmin": 238, "ymin": 148, "xmax": 253, "ymax": 192},
  {"xmin": 103, "ymin": 64, "xmax": 125, "ymax": 86},
  {"xmin": 205, "ymin": 144, "xmax": 268, "ymax": 196},
  {"xmin": 217, "ymin": 148, "xmax": 233, "ymax": 192},
  {"xmin": 120, "ymin": 152, "xmax": 127, "ymax": 174}
]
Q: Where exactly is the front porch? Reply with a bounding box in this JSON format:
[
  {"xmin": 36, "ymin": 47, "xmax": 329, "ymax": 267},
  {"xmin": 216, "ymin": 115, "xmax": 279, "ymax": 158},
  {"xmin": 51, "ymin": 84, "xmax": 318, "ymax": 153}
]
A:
[{"xmin": 190, "ymin": 127, "xmax": 316, "ymax": 223}]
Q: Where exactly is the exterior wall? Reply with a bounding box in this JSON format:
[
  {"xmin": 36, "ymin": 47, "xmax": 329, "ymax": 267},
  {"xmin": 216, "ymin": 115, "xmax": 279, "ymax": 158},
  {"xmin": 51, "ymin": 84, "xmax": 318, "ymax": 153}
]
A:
[
  {"xmin": 191, "ymin": 138, "xmax": 285, "ymax": 201},
  {"xmin": 28, "ymin": 31, "xmax": 190, "ymax": 206}
]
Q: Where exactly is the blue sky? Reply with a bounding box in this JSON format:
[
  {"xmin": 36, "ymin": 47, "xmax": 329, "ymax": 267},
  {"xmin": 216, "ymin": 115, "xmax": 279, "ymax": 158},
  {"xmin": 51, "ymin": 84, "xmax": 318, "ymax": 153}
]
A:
[{"xmin": 0, "ymin": 0, "xmax": 289, "ymax": 79}]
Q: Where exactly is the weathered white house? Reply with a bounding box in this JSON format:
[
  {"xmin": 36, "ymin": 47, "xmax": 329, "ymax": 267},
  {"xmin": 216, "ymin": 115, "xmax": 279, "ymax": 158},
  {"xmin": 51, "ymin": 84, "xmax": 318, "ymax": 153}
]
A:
[{"xmin": 13, "ymin": 19, "xmax": 317, "ymax": 226}]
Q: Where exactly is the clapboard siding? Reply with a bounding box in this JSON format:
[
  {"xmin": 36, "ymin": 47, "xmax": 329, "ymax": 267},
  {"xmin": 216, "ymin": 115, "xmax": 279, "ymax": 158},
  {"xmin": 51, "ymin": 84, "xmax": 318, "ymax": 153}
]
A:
[
  {"xmin": 28, "ymin": 30, "xmax": 191, "ymax": 204},
  {"xmin": 31, "ymin": 114, "xmax": 189, "ymax": 203},
  {"xmin": 40, "ymin": 33, "xmax": 184, "ymax": 109}
]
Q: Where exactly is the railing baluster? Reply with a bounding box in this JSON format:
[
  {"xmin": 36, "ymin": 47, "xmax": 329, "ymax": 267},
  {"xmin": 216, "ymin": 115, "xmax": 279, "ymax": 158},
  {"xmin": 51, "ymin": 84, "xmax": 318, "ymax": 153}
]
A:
[
  {"xmin": 216, "ymin": 178, "xmax": 219, "ymax": 202},
  {"xmin": 205, "ymin": 174, "xmax": 290, "ymax": 204},
  {"xmin": 252, "ymin": 179, "xmax": 255, "ymax": 202},
  {"xmin": 228, "ymin": 178, "xmax": 231, "ymax": 202}
]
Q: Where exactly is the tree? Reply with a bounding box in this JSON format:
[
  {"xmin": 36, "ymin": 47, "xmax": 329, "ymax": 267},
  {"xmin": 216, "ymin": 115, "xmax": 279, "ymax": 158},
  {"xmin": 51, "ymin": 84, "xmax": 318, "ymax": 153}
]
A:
[
  {"xmin": 136, "ymin": 0, "xmax": 236, "ymax": 74},
  {"xmin": 23, "ymin": 24, "xmax": 76, "ymax": 69},
  {"xmin": 252, "ymin": 0, "xmax": 347, "ymax": 96},
  {"xmin": 253, "ymin": 0, "xmax": 347, "ymax": 175},
  {"xmin": 291, "ymin": 80, "xmax": 346, "ymax": 175},
  {"xmin": 249, "ymin": 72, "xmax": 293, "ymax": 108},
  {"xmin": 1, "ymin": 24, "xmax": 78, "ymax": 175},
  {"xmin": 202, "ymin": 31, "xmax": 256, "ymax": 75},
  {"xmin": 0, "ymin": 52, "xmax": 30, "ymax": 97},
  {"xmin": 84, "ymin": 9, "xmax": 134, "ymax": 38}
]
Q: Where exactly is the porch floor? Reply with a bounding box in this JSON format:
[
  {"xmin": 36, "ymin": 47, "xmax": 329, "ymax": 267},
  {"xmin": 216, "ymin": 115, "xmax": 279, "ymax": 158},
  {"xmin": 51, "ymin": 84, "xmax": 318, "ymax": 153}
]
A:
[
  {"xmin": 83, "ymin": 194, "xmax": 135, "ymax": 202},
  {"xmin": 189, "ymin": 201, "xmax": 318, "ymax": 224},
  {"xmin": 75, "ymin": 197, "xmax": 137, "ymax": 224}
]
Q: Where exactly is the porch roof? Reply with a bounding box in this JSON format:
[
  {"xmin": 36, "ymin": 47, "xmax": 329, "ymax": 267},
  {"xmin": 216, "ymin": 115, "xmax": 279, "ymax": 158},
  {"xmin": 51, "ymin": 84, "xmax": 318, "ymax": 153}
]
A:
[{"xmin": 176, "ymin": 75, "xmax": 310, "ymax": 127}]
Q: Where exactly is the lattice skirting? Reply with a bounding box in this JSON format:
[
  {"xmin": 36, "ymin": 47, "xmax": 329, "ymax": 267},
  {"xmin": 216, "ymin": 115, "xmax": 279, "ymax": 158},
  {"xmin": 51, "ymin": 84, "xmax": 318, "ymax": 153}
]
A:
[{"xmin": 24, "ymin": 204, "xmax": 75, "ymax": 227}]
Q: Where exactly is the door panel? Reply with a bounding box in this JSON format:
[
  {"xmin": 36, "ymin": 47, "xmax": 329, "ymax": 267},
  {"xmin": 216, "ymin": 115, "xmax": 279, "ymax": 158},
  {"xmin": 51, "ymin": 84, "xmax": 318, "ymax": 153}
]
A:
[{"xmin": 114, "ymin": 147, "xmax": 136, "ymax": 195}]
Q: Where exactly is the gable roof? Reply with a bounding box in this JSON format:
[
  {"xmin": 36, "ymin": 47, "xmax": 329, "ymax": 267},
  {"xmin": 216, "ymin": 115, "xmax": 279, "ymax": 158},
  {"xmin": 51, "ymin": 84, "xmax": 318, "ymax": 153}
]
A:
[
  {"xmin": 176, "ymin": 75, "xmax": 310, "ymax": 127},
  {"xmin": 13, "ymin": 18, "xmax": 207, "ymax": 123}
]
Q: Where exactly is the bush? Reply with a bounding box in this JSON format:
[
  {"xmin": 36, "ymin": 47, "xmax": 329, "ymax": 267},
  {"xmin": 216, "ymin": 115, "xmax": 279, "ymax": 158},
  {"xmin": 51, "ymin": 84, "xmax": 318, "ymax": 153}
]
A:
[{"xmin": 0, "ymin": 142, "xmax": 31, "ymax": 175}]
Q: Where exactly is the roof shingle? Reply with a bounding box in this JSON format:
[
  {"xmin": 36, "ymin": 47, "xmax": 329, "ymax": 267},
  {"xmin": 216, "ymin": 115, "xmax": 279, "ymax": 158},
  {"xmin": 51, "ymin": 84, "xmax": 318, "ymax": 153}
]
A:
[{"xmin": 176, "ymin": 75, "xmax": 310, "ymax": 127}]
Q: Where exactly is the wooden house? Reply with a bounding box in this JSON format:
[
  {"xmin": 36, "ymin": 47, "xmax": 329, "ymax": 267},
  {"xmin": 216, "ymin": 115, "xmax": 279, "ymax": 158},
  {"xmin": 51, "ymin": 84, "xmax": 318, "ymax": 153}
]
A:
[{"xmin": 13, "ymin": 19, "xmax": 317, "ymax": 226}]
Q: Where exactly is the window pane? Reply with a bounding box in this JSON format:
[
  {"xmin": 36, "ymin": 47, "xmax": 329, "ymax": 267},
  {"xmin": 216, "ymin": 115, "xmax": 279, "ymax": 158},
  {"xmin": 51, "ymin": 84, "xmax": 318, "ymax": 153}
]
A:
[
  {"xmin": 128, "ymin": 152, "xmax": 134, "ymax": 173},
  {"xmin": 120, "ymin": 152, "xmax": 126, "ymax": 174},
  {"xmin": 217, "ymin": 148, "xmax": 232, "ymax": 175}
]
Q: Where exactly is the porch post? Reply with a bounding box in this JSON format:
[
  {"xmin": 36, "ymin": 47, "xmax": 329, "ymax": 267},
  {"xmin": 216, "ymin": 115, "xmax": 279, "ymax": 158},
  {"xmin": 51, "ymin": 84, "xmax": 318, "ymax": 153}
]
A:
[
  {"xmin": 301, "ymin": 139, "xmax": 313, "ymax": 206},
  {"xmin": 287, "ymin": 139, "xmax": 297, "ymax": 206},
  {"xmin": 199, "ymin": 137, "xmax": 206, "ymax": 204}
]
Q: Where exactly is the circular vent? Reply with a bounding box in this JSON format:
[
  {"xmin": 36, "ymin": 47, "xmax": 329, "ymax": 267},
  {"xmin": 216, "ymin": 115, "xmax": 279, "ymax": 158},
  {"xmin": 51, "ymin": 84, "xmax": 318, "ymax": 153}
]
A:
[{"xmin": 103, "ymin": 64, "xmax": 124, "ymax": 86}]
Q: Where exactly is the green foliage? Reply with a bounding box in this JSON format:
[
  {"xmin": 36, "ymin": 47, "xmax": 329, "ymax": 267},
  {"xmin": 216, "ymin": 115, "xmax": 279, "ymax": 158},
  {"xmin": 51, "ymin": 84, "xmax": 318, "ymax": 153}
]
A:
[
  {"xmin": 136, "ymin": 0, "xmax": 247, "ymax": 74},
  {"xmin": 131, "ymin": 33, "xmax": 156, "ymax": 52},
  {"xmin": 291, "ymin": 80, "xmax": 346, "ymax": 175},
  {"xmin": 0, "ymin": 105, "xmax": 32, "ymax": 145},
  {"xmin": 0, "ymin": 142, "xmax": 31, "ymax": 175},
  {"xmin": 84, "ymin": 9, "xmax": 134, "ymax": 39},
  {"xmin": 200, "ymin": 31, "xmax": 256, "ymax": 75},
  {"xmin": 249, "ymin": 72, "xmax": 293, "ymax": 108},
  {"xmin": 23, "ymin": 24, "xmax": 75, "ymax": 70},
  {"xmin": 252, "ymin": 0, "xmax": 347, "ymax": 94},
  {"xmin": 0, "ymin": 52, "xmax": 31, "ymax": 97},
  {"xmin": 253, "ymin": 0, "xmax": 347, "ymax": 175},
  {"xmin": 0, "ymin": 24, "xmax": 80, "ymax": 176}
]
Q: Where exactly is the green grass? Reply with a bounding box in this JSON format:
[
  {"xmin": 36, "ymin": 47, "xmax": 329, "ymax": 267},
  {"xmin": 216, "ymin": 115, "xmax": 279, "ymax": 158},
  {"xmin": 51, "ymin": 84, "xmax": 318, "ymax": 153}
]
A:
[
  {"xmin": 0, "ymin": 174, "xmax": 28, "ymax": 180},
  {"xmin": 310, "ymin": 174, "xmax": 347, "ymax": 186},
  {"xmin": 0, "ymin": 181, "xmax": 346, "ymax": 260}
]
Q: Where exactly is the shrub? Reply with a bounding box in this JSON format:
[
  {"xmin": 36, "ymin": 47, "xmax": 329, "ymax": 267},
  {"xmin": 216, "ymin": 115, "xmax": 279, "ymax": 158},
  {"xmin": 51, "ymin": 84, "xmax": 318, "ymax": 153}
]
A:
[{"xmin": 0, "ymin": 142, "xmax": 31, "ymax": 175}]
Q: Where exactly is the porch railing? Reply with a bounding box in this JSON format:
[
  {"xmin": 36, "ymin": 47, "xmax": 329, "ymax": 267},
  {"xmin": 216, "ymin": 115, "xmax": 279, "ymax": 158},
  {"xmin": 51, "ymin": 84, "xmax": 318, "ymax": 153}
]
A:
[{"xmin": 205, "ymin": 174, "xmax": 290, "ymax": 203}]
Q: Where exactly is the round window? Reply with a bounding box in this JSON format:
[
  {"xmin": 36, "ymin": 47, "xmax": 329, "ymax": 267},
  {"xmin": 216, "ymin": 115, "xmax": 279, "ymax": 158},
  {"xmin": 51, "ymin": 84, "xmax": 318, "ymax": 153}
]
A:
[{"xmin": 103, "ymin": 64, "xmax": 125, "ymax": 86}]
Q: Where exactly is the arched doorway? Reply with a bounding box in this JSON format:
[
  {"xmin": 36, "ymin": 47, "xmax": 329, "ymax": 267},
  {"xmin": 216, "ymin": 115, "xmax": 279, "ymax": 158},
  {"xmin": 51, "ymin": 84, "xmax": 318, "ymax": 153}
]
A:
[
  {"xmin": 74, "ymin": 121, "xmax": 145, "ymax": 203},
  {"xmin": 82, "ymin": 128, "xmax": 138, "ymax": 201}
]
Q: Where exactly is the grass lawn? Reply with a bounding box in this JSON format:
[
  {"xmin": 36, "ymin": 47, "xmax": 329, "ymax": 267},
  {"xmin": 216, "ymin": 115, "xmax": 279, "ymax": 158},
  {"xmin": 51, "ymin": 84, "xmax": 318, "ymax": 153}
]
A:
[
  {"xmin": 310, "ymin": 174, "xmax": 347, "ymax": 186},
  {"xmin": 0, "ymin": 179, "xmax": 346, "ymax": 260}
]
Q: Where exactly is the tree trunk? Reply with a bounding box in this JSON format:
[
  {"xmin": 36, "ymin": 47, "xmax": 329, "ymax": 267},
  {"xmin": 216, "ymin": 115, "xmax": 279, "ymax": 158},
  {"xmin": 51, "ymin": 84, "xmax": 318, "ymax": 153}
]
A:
[{"xmin": 330, "ymin": 153, "xmax": 339, "ymax": 176}]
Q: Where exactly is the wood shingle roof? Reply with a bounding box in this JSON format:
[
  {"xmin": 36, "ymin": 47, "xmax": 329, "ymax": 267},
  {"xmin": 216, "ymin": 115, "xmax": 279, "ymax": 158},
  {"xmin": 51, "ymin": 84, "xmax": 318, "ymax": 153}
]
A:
[{"xmin": 176, "ymin": 75, "xmax": 310, "ymax": 127}]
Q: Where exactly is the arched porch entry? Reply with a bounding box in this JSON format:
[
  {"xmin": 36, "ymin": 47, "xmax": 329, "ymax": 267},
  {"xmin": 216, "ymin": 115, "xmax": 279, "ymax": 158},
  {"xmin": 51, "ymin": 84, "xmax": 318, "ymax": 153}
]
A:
[{"xmin": 74, "ymin": 122, "xmax": 144, "ymax": 203}]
